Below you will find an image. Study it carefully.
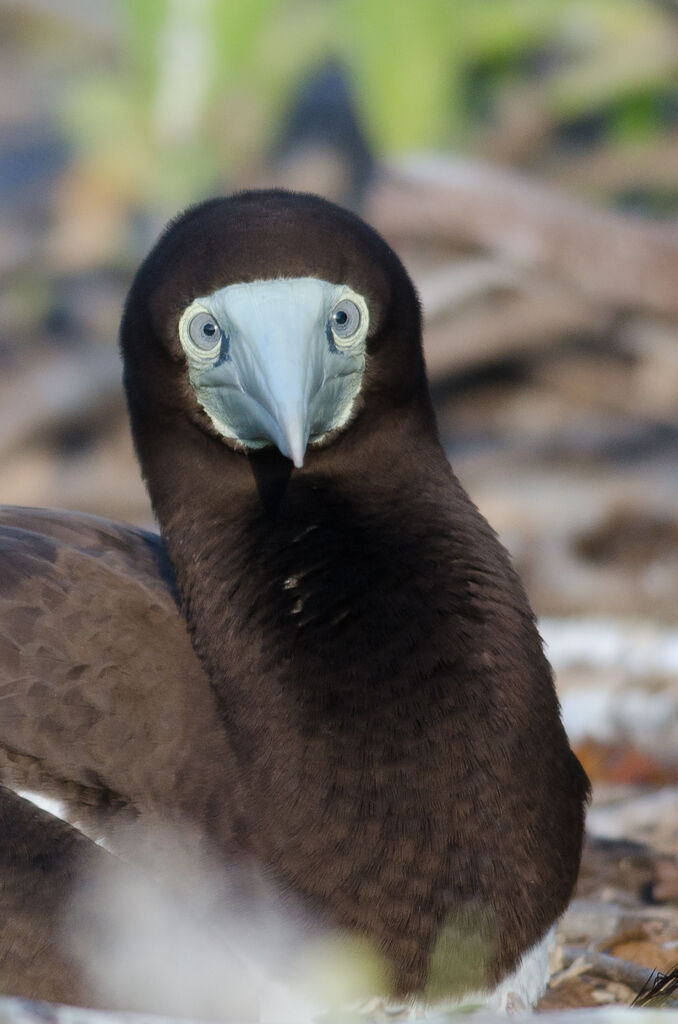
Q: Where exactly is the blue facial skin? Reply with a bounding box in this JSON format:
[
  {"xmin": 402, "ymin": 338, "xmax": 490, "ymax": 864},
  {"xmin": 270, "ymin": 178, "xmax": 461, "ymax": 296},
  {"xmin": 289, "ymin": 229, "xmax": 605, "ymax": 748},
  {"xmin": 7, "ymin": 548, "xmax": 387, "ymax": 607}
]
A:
[
  {"xmin": 178, "ymin": 278, "xmax": 369, "ymax": 467},
  {"xmin": 213, "ymin": 340, "xmax": 230, "ymax": 368}
]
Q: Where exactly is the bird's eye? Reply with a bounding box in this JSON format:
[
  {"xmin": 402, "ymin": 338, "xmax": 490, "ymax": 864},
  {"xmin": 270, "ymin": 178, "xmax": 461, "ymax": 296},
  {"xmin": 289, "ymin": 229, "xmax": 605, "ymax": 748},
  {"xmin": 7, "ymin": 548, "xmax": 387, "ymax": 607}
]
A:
[
  {"xmin": 330, "ymin": 299, "xmax": 361, "ymax": 343},
  {"xmin": 188, "ymin": 312, "xmax": 223, "ymax": 351}
]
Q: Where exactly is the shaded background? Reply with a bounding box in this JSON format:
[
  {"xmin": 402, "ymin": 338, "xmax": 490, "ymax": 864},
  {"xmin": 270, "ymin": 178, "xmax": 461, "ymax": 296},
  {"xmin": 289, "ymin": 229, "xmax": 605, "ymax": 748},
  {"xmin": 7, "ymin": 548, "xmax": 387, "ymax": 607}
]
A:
[{"xmin": 2, "ymin": 0, "xmax": 678, "ymax": 1006}]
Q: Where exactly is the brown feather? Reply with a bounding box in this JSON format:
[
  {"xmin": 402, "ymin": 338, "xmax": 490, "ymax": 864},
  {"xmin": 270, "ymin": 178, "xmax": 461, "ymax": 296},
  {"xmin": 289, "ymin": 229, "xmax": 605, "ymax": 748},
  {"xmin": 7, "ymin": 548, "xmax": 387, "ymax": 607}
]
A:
[{"xmin": 0, "ymin": 508, "xmax": 239, "ymax": 847}]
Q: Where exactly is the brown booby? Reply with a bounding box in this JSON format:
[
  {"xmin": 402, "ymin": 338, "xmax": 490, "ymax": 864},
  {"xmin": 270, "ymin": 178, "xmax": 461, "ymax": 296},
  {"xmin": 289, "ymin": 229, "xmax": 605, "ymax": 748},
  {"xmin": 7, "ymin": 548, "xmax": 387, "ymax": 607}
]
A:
[{"xmin": 0, "ymin": 190, "xmax": 589, "ymax": 1012}]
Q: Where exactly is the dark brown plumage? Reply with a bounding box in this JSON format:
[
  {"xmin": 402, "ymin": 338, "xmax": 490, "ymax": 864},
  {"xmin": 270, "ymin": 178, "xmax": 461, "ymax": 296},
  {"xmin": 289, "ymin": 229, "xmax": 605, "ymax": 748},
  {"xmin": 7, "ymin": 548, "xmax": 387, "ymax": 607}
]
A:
[{"xmin": 0, "ymin": 191, "xmax": 589, "ymax": 1010}]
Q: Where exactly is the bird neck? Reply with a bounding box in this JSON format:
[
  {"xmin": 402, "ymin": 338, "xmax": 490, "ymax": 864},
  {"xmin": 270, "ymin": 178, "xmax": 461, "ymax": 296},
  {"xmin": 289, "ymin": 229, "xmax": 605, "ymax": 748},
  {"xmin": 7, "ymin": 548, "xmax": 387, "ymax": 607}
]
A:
[
  {"xmin": 141, "ymin": 413, "xmax": 569, "ymax": 997},
  {"xmin": 152, "ymin": 411, "xmax": 456, "ymax": 821}
]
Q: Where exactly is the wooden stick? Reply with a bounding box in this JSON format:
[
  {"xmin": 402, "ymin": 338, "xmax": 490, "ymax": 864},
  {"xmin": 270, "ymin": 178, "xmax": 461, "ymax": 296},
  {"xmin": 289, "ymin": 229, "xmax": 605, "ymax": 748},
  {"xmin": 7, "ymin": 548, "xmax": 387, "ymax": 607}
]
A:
[
  {"xmin": 560, "ymin": 944, "xmax": 655, "ymax": 991},
  {"xmin": 369, "ymin": 155, "xmax": 678, "ymax": 320}
]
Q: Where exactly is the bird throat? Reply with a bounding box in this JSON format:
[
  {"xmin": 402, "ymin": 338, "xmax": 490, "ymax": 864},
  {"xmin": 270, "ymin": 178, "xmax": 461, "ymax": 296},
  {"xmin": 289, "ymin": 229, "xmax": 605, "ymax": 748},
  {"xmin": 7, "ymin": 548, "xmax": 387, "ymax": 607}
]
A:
[
  {"xmin": 138, "ymin": 427, "xmax": 576, "ymax": 1000},
  {"xmin": 155, "ymin": 456, "xmax": 465, "ymax": 980},
  {"xmin": 172, "ymin": 470, "xmax": 445, "ymax": 797}
]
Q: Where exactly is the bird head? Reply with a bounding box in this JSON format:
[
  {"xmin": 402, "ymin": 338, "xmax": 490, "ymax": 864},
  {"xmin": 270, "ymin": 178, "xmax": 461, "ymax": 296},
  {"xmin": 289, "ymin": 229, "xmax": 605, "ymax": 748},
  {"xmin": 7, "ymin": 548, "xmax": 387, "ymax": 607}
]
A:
[{"xmin": 121, "ymin": 190, "xmax": 430, "ymax": 479}]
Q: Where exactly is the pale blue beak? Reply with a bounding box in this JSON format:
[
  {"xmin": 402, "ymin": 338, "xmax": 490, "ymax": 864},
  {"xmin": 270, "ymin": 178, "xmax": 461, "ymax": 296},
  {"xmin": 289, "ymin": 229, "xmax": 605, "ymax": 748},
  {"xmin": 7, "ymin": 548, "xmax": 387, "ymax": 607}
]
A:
[{"xmin": 178, "ymin": 278, "xmax": 368, "ymax": 468}]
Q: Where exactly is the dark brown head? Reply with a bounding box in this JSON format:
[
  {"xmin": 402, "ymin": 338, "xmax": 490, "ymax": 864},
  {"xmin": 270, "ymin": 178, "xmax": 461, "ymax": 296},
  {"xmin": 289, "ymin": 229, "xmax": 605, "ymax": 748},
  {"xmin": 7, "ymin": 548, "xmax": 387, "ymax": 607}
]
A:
[{"xmin": 120, "ymin": 191, "xmax": 433, "ymax": 495}]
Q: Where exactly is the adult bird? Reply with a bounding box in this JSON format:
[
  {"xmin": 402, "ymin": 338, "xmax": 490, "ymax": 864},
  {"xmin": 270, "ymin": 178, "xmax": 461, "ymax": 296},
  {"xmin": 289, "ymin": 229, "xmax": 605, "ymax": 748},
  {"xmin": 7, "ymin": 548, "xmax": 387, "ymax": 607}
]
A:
[{"xmin": 0, "ymin": 191, "xmax": 589, "ymax": 1013}]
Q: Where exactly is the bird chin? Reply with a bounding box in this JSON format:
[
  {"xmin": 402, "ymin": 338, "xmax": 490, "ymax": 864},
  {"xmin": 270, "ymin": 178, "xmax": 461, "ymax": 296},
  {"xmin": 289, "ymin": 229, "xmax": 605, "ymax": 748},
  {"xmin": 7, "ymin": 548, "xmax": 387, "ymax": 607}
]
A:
[{"xmin": 196, "ymin": 383, "xmax": 364, "ymax": 465}]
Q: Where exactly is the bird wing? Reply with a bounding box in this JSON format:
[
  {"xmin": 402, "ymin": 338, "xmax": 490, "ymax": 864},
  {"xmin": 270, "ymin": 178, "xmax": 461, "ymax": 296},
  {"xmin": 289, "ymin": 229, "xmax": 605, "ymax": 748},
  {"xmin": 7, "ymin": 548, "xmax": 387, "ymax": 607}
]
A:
[
  {"xmin": 0, "ymin": 507, "xmax": 229, "ymax": 839},
  {"xmin": 0, "ymin": 782, "xmax": 107, "ymax": 1004}
]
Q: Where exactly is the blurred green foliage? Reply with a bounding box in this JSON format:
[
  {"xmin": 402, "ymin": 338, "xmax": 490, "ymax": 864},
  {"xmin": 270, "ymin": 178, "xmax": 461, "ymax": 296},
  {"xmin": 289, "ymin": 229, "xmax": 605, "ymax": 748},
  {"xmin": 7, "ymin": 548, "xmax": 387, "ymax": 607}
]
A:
[{"xmin": 58, "ymin": 0, "xmax": 678, "ymax": 212}]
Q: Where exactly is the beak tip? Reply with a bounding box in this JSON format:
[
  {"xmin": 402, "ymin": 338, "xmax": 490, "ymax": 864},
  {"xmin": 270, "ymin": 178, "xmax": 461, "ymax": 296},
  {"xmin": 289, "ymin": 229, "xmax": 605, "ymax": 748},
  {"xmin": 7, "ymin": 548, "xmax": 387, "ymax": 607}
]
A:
[
  {"xmin": 277, "ymin": 419, "xmax": 307, "ymax": 469},
  {"xmin": 276, "ymin": 434, "xmax": 306, "ymax": 469},
  {"xmin": 266, "ymin": 405, "xmax": 308, "ymax": 469},
  {"xmin": 288, "ymin": 442, "xmax": 306, "ymax": 468}
]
